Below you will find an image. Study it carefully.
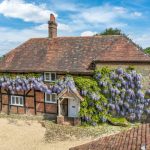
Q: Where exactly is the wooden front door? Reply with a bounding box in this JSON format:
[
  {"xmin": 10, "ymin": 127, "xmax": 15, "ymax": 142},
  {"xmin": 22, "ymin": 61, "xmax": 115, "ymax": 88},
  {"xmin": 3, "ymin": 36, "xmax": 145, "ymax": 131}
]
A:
[{"xmin": 60, "ymin": 98, "xmax": 68, "ymax": 116}]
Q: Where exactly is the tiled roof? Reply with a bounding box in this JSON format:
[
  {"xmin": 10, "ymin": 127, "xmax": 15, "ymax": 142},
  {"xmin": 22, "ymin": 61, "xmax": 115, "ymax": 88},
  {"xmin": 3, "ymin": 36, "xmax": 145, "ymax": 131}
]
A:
[
  {"xmin": 0, "ymin": 35, "xmax": 150, "ymax": 73},
  {"xmin": 70, "ymin": 124, "xmax": 150, "ymax": 150}
]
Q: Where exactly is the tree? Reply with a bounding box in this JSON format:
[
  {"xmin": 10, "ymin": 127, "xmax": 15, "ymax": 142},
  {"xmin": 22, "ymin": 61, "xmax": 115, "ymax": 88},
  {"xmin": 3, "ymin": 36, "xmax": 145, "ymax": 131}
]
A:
[
  {"xmin": 144, "ymin": 47, "xmax": 150, "ymax": 54},
  {"xmin": 95, "ymin": 28, "xmax": 123, "ymax": 36}
]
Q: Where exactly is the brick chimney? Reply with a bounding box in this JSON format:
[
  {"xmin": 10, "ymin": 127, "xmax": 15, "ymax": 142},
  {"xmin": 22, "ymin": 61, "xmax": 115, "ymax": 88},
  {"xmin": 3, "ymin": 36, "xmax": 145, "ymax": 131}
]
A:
[{"xmin": 48, "ymin": 14, "xmax": 57, "ymax": 38}]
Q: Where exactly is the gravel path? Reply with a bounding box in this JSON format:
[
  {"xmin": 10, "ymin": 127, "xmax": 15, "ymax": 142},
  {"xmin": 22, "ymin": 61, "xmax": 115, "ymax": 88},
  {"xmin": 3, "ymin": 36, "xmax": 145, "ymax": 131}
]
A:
[
  {"xmin": 0, "ymin": 116, "xmax": 137, "ymax": 150},
  {"xmin": 0, "ymin": 118, "xmax": 91, "ymax": 150}
]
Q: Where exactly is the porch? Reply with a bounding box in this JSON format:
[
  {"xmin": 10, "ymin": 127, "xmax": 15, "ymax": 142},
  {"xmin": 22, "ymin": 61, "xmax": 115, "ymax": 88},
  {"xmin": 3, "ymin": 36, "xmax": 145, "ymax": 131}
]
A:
[{"xmin": 56, "ymin": 87, "xmax": 83, "ymax": 126}]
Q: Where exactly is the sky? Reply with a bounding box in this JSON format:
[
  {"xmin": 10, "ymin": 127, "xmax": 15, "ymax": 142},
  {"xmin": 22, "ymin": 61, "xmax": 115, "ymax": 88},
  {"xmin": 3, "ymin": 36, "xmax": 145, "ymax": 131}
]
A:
[{"xmin": 0, "ymin": 0, "xmax": 150, "ymax": 56}]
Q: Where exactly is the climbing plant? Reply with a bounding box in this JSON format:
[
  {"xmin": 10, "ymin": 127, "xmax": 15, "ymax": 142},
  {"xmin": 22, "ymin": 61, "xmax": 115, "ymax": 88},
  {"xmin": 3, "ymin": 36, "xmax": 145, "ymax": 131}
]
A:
[
  {"xmin": 74, "ymin": 67, "xmax": 150, "ymax": 126},
  {"xmin": 74, "ymin": 76, "xmax": 109, "ymax": 126}
]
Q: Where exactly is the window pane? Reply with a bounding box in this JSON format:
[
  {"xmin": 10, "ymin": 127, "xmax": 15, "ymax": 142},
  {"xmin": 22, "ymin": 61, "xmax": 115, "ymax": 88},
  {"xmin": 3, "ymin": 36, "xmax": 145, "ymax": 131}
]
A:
[
  {"xmin": 11, "ymin": 97, "xmax": 15, "ymax": 104},
  {"xmin": 52, "ymin": 94, "xmax": 56, "ymax": 102},
  {"xmin": 51, "ymin": 73, "xmax": 56, "ymax": 81},
  {"xmin": 16, "ymin": 97, "xmax": 19, "ymax": 104},
  {"xmin": 46, "ymin": 94, "xmax": 51, "ymax": 102},
  {"xmin": 45, "ymin": 73, "xmax": 50, "ymax": 80},
  {"xmin": 20, "ymin": 97, "xmax": 23, "ymax": 105}
]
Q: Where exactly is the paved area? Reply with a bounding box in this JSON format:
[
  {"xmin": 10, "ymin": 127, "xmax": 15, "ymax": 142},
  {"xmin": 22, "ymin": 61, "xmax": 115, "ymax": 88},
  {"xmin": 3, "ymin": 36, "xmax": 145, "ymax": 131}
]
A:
[{"xmin": 70, "ymin": 124, "xmax": 150, "ymax": 150}]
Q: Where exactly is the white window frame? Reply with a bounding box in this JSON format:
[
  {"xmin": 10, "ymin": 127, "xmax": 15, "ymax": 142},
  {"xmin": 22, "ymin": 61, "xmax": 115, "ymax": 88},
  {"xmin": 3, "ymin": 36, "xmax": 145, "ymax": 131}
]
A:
[
  {"xmin": 10, "ymin": 96, "xmax": 24, "ymax": 106},
  {"xmin": 44, "ymin": 72, "xmax": 56, "ymax": 82},
  {"xmin": 45, "ymin": 93, "xmax": 57, "ymax": 104}
]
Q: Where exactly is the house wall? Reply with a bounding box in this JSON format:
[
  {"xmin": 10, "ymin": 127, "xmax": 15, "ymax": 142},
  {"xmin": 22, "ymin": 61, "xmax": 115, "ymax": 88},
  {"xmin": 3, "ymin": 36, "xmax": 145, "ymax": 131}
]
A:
[
  {"xmin": 0, "ymin": 89, "xmax": 57, "ymax": 117},
  {"xmin": 96, "ymin": 62, "xmax": 150, "ymax": 90}
]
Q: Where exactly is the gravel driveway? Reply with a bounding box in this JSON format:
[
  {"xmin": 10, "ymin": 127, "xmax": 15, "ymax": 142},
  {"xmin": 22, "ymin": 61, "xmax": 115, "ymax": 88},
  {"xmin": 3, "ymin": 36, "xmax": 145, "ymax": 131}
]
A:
[{"xmin": 0, "ymin": 116, "xmax": 137, "ymax": 150}]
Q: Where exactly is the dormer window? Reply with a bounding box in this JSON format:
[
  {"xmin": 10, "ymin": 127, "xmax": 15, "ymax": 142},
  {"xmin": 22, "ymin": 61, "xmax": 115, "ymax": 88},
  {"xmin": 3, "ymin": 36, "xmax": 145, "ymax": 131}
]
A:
[{"xmin": 44, "ymin": 72, "xmax": 56, "ymax": 82}]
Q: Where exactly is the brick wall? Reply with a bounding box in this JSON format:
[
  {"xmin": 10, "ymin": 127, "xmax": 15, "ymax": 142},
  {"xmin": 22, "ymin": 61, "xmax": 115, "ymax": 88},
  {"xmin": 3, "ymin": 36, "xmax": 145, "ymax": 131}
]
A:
[{"xmin": 96, "ymin": 63, "xmax": 150, "ymax": 90}]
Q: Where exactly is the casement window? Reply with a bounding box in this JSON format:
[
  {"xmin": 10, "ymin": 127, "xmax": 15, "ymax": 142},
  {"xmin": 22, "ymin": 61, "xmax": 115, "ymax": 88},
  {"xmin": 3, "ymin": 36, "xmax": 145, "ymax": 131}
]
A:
[
  {"xmin": 11, "ymin": 96, "xmax": 24, "ymax": 106},
  {"xmin": 45, "ymin": 93, "xmax": 57, "ymax": 103},
  {"xmin": 44, "ymin": 72, "xmax": 56, "ymax": 82}
]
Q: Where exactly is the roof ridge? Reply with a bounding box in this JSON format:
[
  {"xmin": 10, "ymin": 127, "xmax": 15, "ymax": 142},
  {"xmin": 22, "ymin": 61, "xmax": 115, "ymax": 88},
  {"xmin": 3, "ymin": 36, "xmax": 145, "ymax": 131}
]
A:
[{"xmin": 29, "ymin": 35, "xmax": 123, "ymax": 40}]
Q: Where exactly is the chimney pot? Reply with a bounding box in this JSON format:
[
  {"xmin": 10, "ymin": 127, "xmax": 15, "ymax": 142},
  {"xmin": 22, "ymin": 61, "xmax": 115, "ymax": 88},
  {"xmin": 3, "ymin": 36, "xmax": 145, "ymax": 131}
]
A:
[
  {"xmin": 48, "ymin": 14, "xmax": 57, "ymax": 38},
  {"xmin": 50, "ymin": 14, "xmax": 55, "ymax": 22}
]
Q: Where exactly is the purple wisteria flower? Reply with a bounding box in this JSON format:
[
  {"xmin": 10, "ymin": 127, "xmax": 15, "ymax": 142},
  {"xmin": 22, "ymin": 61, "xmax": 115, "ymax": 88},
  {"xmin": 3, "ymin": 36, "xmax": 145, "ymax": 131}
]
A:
[
  {"xmin": 115, "ymin": 104, "xmax": 120, "ymax": 112},
  {"xmin": 88, "ymin": 101, "xmax": 94, "ymax": 106},
  {"xmin": 118, "ymin": 100, "xmax": 123, "ymax": 106},
  {"xmin": 89, "ymin": 93, "xmax": 100, "ymax": 101},
  {"xmin": 96, "ymin": 105, "xmax": 102, "ymax": 111},
  {"xmin": 137, "ymin": 104, "xmax": 144, "ymax": 110},
  {"xmin": 95, "ymin": 73, "xmax": 101, "ymax": 80},
  {"xmin": 116, "ymin": 83, "xmax": 121, "ymax": 88},
  {"xmin": 81, "ymin": 90, "xmax": 88, "ymax": 96},
  {"xmin": 136, "ymin": 90, "xmax": 144, "ymax": 99},
  {"xmin": 116, "ymin": 68, "xmax": 124, "ymax": 75},
  {"xmin": 115, "ymin": 88, "xmax": 120, "ymax": 95},
  {"xmin": 129, "ymin": 113, "xmax": 136, "ymax": 120},
  {"xmin": 124, "ymin": 102, "xmax": 129, "ymax": 109},
  {"xmin": 109, "ymin": 103, "xmax": 115, "ymax": 110}
]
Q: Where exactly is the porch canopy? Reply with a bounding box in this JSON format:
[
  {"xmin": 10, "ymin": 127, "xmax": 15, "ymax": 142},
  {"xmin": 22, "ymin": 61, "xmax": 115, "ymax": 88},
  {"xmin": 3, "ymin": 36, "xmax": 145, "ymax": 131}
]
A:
[{"xmin": 57, "ymin": 87, "xmax": 83, "ymax": 117}]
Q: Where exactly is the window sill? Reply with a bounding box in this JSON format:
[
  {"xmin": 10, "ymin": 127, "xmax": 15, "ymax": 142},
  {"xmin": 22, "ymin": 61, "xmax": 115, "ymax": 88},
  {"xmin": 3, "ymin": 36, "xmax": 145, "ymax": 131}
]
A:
[
  {"xmin": 10, "ymin": 104, "xmax": 24, "ymax": 107},
  {"xmin": 45, "ymin": 101, "xmax": 57, "ymax": 104}
]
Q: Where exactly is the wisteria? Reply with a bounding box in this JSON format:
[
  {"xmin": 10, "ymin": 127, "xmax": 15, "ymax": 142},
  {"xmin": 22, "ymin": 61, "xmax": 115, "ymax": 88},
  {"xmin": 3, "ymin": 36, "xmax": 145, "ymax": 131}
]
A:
[
  {"xmin": 0, "ymin": 75, "xmax": 77, "ymax": 95},
  {"xmin": 79, "ymin": 67, "xmax": 150, "ymax": 125},
  {"xmin": 95, "ymin": 67, "xmax": 150, "ymax": 122}
]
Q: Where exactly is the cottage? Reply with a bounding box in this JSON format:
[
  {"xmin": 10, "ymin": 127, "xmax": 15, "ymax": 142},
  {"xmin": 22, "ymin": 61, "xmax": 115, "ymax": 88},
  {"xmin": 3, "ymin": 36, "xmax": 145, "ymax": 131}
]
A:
[{"xmin": 0, "ymin": 14, "xmax": 150, "ymax": 124}]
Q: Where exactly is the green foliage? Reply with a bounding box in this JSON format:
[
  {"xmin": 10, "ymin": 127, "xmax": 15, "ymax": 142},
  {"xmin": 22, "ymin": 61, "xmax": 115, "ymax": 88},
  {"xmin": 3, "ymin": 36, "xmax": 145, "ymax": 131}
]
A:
[
  {"xmin": 144, "ymin": 47, "xmax": 150, "ymax": 54},
  {"xmin": 95, "ymin": 28, "xmax": 123, "ymax": 36},
  {"xmin": 74, "ymin": 76, "xmax": 109, "ymax": 125},
  {"xmin": 107, "ymin": 117, "xmax": 129, "ymax": 127},
  {"xmin": 95, "ymin": 66, "xmax": 111, "ymax": 77},
  {"xmin": 74, "ymin": 76, "xmax": 99, "ymax": 93}
]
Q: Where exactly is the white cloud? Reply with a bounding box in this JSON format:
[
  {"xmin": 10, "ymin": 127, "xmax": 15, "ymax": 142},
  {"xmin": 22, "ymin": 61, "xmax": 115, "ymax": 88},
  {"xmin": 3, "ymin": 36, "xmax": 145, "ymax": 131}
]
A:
[
  {"xmin": 131, "ymin": 12, "xmax": 142, "ymax": 17},
  {"xmin": 34, "ymin": 23, "xmax": 71, "ymax": 32},
  {"xmin": 0, "ymin": 22, "xmax": 72, "ymax": 56},
  {"xmin": 80, "ymin": 6, "xmax": 116, "ymax": 24},
  {"xmin": 34, "ymin": 24, "xmax": 47, "ymax": 30},
  {"xmin": 0, "ymin": 0, "xmax": 57, "ymax": 23},
  {"xmin": 58, "ymin": 23, "xmax": 71, "ymax": 32},
  {"xmin": 81, "ymin": 31, "xmax": 96, "ymax": 36},
  {"xmin": 130, "ymin": 33, "xmax": 150, "ymax": 48},
  {"xmin": 0, "ymin": 26, "xmax": 47, "ymax": 56},
  {"xmin": 72, "ymin": 4, "xmax": 142, "ymax": 25},
  {"xmin": 113, "ymin": 7, "xmax": 127, "ymax": 14}
]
